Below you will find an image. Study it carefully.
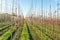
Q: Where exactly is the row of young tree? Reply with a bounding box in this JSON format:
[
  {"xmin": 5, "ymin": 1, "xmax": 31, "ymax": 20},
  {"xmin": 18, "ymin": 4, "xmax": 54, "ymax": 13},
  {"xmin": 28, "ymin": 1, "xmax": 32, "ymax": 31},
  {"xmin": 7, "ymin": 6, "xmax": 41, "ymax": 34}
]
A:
[
  {"xmin": 0, "ymin": 0, "xmax": 24, "ymax": 23},
  {"xmin": 25, "ymin": 0, "xmax": 60, "ymax": 25},
  {"xmin": 0, "ymin": 0, "xmax": 60, "ymax": 23}
]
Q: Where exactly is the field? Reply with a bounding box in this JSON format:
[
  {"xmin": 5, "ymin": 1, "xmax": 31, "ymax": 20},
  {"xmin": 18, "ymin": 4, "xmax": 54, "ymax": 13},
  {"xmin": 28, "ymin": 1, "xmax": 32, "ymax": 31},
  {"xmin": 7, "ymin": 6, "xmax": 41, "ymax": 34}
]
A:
[
  {"xmin": 0, "ymin": 0, "xmax": 60, "ymax": 40},
  {"xmin": 0, "ymin": 16, "xmax": 60, "ymax": 40}
]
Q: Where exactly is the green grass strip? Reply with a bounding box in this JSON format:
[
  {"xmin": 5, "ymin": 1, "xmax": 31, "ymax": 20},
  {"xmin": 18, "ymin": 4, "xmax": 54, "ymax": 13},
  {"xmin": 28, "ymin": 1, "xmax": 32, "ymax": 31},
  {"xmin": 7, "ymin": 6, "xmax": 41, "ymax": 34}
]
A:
[
  {"xmin": 20, "ymin": 21, "xmax": 30, "ymax": 40},
  {"xmin": 0, "ymin": 26, "xmax": 17, "ymax": 40},
  {"xmin": 32, "ymin": 24, "xmax": 52, "ymax": 40}
]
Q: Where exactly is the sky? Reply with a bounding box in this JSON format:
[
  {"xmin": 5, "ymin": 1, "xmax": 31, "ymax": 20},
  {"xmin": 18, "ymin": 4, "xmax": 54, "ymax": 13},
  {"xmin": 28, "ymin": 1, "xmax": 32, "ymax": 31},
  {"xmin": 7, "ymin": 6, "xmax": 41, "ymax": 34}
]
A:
[{"xmin": 0, "ymin": 0, "xmax": 60, "ymax": 17}]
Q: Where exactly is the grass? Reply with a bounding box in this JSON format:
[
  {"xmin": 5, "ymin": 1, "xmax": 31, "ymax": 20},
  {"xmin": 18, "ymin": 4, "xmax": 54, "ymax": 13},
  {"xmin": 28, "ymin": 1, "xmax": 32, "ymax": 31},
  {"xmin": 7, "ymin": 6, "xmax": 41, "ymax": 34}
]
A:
[
  {"xmin": 0, "ymin": 20, "xmax": 60, "ymax": 40},
  {"xmin": 32, "ymin": 24, "xmax": 52, "ymax": 40},
  {"xmin": 27, "ymin": 21, "xmax": 52, "ymax": 40},
  {"xmin": 20, "ymin": 21, "xmax": 30, "ymax": 40},
  {"xmin": 0, "ymin": 26, "xmax": 17, "ymax": 40},
  {"xmin": 33, "ymin": 22, "xmax": 60, "ymax": 40}
]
